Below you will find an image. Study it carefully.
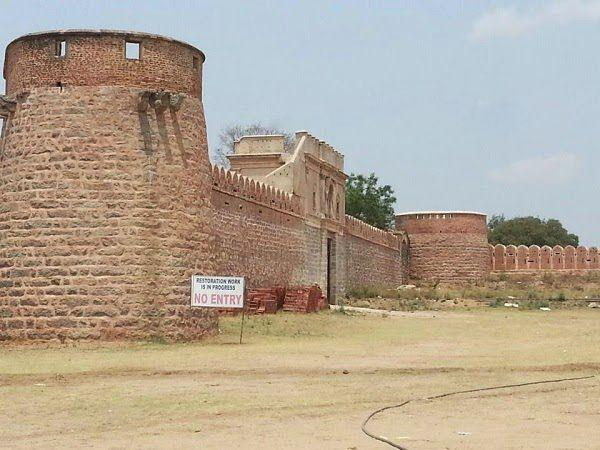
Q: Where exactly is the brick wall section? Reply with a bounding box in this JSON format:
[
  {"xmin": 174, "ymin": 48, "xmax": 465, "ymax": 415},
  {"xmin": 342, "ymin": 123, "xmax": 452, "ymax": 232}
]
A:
[
  {"xmin": 4, "ymin": 30, "xmax": 204, "ymax": 97},
  {"xmin": 210, "ymin": 165, "xmax": 344, "ymax": 294},
  {"xmin": 344, "ymin": 234, "xmax": 405, "ymax": 289},
  {"xmin": 301, "ymin": 225, "xmax": 327, "ymax": 292},
  {"xmin": 396, "ymin": 212, "xmax": 489, "ymax": 283},
  {"xmin": 0, "ymin": 85, "xmax": 216, "ymax": 342},
  {"xmin": 490, "ymin": 244, "xmax": 600, "ymax": 271},
  {"xmin": 210, "ymin": 169, "xmax": 409, "ymax": 297},
  {"xmin": 211, "ymin": 167, "xmax": 307, "ymax": 288},
  {"xmin": 344, "ymin": 215, "xmax": 407, "ymax": 289}
]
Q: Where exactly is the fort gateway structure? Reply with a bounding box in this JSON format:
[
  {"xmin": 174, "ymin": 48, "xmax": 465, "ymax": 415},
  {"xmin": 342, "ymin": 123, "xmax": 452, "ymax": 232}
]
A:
[{"xmin": 0, "ymin": 30, "xmax": 585, "ymax": 342}]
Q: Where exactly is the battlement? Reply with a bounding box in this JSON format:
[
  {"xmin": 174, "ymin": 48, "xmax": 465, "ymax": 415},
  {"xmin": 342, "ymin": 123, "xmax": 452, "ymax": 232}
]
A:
[
  {"xmin": 490, "ymin": 244, "xmax": 600, "ymax": 271},
  {"xmin": 4, "ymin": 29, "xmax": 204, "ymax": 97},
  {"xmin": 295, "ymin": 131, "xmax": 344, "ymax": 170},
  {"xmin": 396, "ymin": 211, "xmax": 487, "ymax": 234},
  {"xmin": 211, "ymin": 164, "xmax": 302, "ymax": 215},
  {"xmin": 344, "ymin": 214, "xmax": 400, "ymax": 249}
]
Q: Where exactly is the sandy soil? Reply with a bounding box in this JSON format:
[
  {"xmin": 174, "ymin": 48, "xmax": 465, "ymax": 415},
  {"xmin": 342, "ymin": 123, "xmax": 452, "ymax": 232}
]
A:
[{"xmin": 1, "ymin": 309, "xmax": 599, "ymax": 449}]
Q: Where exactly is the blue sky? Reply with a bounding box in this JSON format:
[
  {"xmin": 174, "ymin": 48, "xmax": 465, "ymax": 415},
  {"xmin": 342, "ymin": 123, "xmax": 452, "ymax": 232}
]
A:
[{"xmin": 1, "ymin": 1, "xmax": 599, "ymax": 244}]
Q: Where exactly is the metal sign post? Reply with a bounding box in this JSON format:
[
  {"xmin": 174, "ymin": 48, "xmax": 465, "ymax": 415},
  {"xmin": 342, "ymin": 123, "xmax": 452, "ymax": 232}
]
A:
[{"xmin": 239, "ymin": 286, "xmax": 247, "ymax": 344}]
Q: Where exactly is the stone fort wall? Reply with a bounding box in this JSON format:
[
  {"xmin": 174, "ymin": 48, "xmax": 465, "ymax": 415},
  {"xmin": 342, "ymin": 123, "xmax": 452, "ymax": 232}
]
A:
[
  {"xmin": 344, "ymin": 215, "xmax": 408, "ymax": 290},
  {"xmin": 211, "ymin": 165, "xmax": 307, "ymax": 288},
  {"xmin": 490, "ymin": 244, "xmax": 600, "ymax": 271},
  {"xmin": 4, "ymin": 29, "xmax": 562, "ymax": 342},
  {"xmin": 210, "ymin": 165, "xmax": 408, "ymax": 298},
  {"xmin": 0, "ymin": 30, "xmax": 410, "ymax": 343}
]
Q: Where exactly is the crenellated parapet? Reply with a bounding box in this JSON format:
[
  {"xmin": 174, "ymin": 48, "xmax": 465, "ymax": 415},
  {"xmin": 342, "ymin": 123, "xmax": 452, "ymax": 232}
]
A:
[
  {"xmin": 210, "ymin": 164, "xmax": 302, "ymax": 215},
  {"xmin": 344, "ymin": 214, "xmax": 401, "ymax": 249},
  {"xmin": 490, "ymin": 244, "xmax": 600, "ymax": 270},
  {"xmin": 295, "ymin": 130, "xmax": 344, "ymax": 171},
  {"xmin": 226, "ymin": 130, "xmax": 347, "ymax": 229},
  {"xmin": 4, "ymin": 29, "xmax": 205, "ymax": 98}
]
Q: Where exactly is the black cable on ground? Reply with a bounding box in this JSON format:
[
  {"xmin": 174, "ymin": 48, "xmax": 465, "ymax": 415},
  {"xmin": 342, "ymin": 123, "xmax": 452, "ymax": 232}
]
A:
[{"xmin": 361, "ymin": 375, "xmax": 596, "ymax": 450}]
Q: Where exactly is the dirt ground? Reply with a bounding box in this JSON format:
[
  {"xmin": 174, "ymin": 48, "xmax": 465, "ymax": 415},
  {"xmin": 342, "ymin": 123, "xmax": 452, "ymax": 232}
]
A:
[{"xmin": 1, "ymin": 309, "xmax": 599, "ymax": 449}]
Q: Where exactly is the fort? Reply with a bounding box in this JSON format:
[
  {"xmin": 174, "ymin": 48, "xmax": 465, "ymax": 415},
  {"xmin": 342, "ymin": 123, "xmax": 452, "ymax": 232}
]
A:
[{"xmin": 0, "ymin": 30, "xmax": 596, "ymax": 342}]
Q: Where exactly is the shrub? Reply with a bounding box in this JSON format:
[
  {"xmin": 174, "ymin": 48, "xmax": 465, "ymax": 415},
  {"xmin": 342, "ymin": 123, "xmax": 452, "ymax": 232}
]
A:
[
  {"xmin": 489, "ymin": 298, "xmax": 505, "ymax": 308},
  {"xmin": 552, "ymin": 292, "xmax": 567, "ymax": 302}
]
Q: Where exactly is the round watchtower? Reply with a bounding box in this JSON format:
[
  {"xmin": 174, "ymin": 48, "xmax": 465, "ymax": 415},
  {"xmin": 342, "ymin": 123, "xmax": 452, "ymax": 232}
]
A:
[
  {"xmin": 0, "ymin": 30, "xmax": 215, "ymax": 341},
  {"xmin": 4, "ymin": 29, "xmax": 205, "ymax": 97},
  {"xmin": 395, "ymin": 211, "xmax": 489, "ymax": 283}
]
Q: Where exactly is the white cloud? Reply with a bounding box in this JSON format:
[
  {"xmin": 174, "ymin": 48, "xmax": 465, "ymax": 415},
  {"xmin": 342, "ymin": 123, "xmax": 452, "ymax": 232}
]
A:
[
  {"xmin": 489, "ymin": 152, "xmax": 581, "ymax": 183},
  {"xmin": 470, "ymin": 0, "xmax": 600, "ymax": 41}
]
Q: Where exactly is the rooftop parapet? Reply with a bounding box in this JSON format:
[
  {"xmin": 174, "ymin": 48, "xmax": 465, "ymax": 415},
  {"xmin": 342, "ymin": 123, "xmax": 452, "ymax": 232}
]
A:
[
  {"xmin": 395, "ymin": 210, "xmax": 488, "ymax": 235},
  {"xmin": 233, "ymin": 135, "xmax": 286, "ymax": 155},
  {"xmin": 490, "ymin": 244, "xmax": 600, "ymax": 271},
  {"xmin": 345, "ymin": 214, "xmax": 400, "ymax": 249},
  {"xmin": 295, "ymin": 131, "xmax": 344, "ymax": 170},
  {"xmin": 4, "ymin": 29, "xmax": 205, "ymax": 97},
  {"xmin": 211, "ymin": 164, "xmax": 302, "ymax": 215}
]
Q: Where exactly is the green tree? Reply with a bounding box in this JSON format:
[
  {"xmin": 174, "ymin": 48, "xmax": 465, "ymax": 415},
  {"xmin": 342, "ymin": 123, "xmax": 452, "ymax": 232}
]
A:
[
  {"xmin": 345, "ymin": 173, "xmax": 396, "ymax": 230},
  {"xmin": 487, "ymin": 215, "xmax": 579, "ymax": 247}
]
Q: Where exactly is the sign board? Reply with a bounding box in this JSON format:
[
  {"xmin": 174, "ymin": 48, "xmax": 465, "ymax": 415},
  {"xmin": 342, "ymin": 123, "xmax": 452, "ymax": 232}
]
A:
[{"xmin": 191, "ymin": 275, "xmax": 245, "ymax": 308}]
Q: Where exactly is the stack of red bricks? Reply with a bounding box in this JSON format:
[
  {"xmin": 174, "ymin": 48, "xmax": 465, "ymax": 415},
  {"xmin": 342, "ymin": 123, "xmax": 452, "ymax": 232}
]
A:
[
  {"xmin": 219, "ymin": 285, "xmax": 327, "ymax": 315},
  {"xmin": 246, "ymin": 287, "xmax": 286, "ymax": 315},
  {"xmin": 282, "ymin": 285, "xmax": 325, "ymax": 313}
]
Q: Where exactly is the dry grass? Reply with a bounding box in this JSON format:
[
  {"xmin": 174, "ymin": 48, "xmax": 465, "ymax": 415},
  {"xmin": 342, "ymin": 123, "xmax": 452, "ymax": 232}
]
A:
[
  {"xmin": 346, "ymin": 271, "xmax": 600, "ymax": 311},
  {"xmin": 1, "ymin": 309, "xmax": 599, "ymax": 449}
]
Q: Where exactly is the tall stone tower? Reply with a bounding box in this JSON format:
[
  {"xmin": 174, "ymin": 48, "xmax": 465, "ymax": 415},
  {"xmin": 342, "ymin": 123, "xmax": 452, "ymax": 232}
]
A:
[
  {"xmin": 396, "ymin": 211, "xmax": 489, "ymax": 283},
  {"xmin": 0, "ymin": 30, "xmax": 216, "ymax": 341}
]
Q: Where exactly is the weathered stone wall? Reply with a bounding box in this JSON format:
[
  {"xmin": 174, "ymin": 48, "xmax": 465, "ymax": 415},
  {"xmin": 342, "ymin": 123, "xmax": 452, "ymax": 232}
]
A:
[
  {"xmin": 4, "ymin": 30, "xmax": 204, "ymax": 97},
  {"xmin": 344, "ymin": 215, "xmax": 407, "ymax": 289},
  {"xmin": 396, "ymin": 212, "xmax": 489, "ymax": 283},
  {"xmin": 211, "ymin": 166, "xmax": 308, "ymax": 288},
  {"xmin": 344, "ymin": 235, "xmax": 405, "ymax": 290},
  {"xmin": 302, "ymin": 224, "xmax": 327, "ymax": 290},
  {"xmin": 0, "ymin": 84, "xmax": 216, "ymax": 342},
  {"xmin": 490, "ymin": 244, "xmax": 600, "ymax": 271},
  {"xmin": 209, "ymin": 168, "xmax": 408, "ymax": 299}
]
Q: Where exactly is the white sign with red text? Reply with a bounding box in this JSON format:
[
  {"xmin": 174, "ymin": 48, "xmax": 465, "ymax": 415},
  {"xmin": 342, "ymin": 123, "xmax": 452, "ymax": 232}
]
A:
[{"xmin": 191, "ymin": 275, "xmax": 245, "ymax": 308}]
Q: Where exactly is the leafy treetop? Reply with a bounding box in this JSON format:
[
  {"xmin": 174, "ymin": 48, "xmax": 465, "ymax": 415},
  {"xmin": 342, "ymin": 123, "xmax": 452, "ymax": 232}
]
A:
[
  {"xmin": 487, "ymin": 214, "xmax": 579, "ymax": 247},
  {"xmin": 345, "ymin": 173, "xmax": 396, "ymax": 230}
]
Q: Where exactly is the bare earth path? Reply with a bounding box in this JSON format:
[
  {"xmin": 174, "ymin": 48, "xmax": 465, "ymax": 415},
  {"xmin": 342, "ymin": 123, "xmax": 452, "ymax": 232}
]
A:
[{"xmin": 1, "ymin": 309, "xmax": 599, "ymax": 449}]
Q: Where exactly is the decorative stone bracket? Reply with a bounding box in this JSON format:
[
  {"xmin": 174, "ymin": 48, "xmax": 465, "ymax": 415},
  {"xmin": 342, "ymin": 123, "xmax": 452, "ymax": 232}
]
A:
[
  {"xmin": 137, "ymin": 91, "xmax": 185, "ymax": 113},
  {"xmin": 0, "ymin": 95, "xmax": 16, "ymax": 117}
]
